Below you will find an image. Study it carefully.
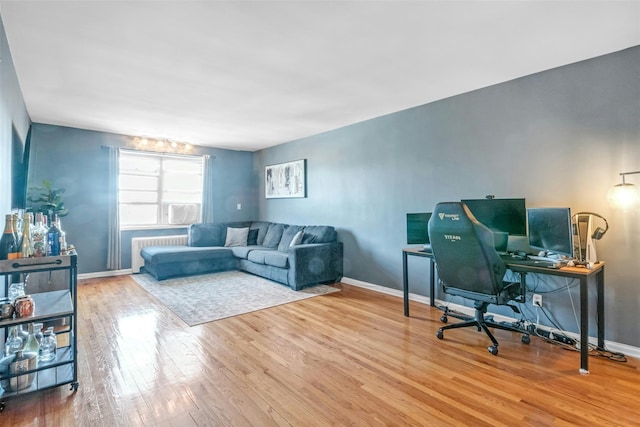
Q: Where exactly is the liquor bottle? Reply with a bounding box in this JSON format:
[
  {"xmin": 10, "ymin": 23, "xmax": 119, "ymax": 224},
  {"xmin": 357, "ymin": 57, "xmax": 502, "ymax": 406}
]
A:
[
  {"xmin": 0, "ymin": 214, "xmax": 20, "ymax": 260},
  {"xmin": 47, "ymin": 214, "xmax": 61, "ymax": 256},
  {"xmin": 4, "ymin": 328, "xmax": 23, "ymax": 356},
  {"xmin": 34, "ymin": 323, "xmax": 44, "ymax": 345},
  {"xmin": 39, "ymin": 328, "xmax": 57, "ymax": 362},
  {"xmin": 31, "ymin": 213, "xmax": 48, "ymax": 257},
  {"xmin": 56, "ymin": 217, "xmax": 67, "ymax": 254},
  {"xmin": 20, "ymin": 212, "xmax": 34, "ymax": 258},
  {"xmin": 12, "ymin": 213, "xmax": 21, "ymax": 249},
  {"xmin": 23, "ymin": 323, "xmax": 40, "ymax": 355}
]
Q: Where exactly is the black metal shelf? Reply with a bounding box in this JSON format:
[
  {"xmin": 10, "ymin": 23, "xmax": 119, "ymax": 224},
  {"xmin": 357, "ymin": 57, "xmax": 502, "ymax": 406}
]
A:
[{"xmin": 0, "ymin": 254, "xmax": 78, "ymax": 411}]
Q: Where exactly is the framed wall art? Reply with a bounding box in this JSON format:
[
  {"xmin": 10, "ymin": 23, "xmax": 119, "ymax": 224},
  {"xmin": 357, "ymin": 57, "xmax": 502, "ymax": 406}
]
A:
[{"xmin": 265, "ymin": 159, "xmax": 306, "ymax": 199}]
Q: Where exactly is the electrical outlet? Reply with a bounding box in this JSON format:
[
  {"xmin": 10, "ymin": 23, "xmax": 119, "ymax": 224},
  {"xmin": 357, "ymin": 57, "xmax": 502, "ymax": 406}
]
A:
[{"xmin": 532, "ymin": 294, "xmax": 542, "ymax": 307}]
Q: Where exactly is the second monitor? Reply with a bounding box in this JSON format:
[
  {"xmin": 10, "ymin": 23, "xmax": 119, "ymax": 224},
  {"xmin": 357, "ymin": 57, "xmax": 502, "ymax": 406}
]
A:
[{"xmin": 461, "ymin": 198, "xmax": 527, "ymax": 236}]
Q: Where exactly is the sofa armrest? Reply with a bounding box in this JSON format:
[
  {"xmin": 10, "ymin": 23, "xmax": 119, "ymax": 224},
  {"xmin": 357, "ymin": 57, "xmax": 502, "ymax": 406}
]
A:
[{"xmin": 287, "ymin": 242, "xmax": 343, "ymax": 290}]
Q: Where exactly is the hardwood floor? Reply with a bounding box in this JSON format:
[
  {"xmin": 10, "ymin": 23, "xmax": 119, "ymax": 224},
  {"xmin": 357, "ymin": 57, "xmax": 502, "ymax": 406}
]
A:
[{"xmin": 3, "ymin": 275, "xmax": 639, "ymax": 426}]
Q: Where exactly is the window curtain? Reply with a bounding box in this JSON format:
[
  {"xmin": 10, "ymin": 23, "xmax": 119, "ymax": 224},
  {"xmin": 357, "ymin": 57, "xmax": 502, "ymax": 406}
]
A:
[
  {"xmin": 106, "ymin": 147, "xmax": 121, "ymax": 270},
  {"xmin": 202, "ymin": 154, "xmax": 214, "ymax": 223}
]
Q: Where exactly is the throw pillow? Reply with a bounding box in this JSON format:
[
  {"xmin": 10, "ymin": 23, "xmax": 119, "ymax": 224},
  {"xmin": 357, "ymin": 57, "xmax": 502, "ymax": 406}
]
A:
[
  {"xmin": 263, "ymin": 223, "xmax": 285, "ymax": 248},
  {"xmin": 247, "ymin": 229, "xmax": 259, "ymax": 245},
  {"xmin": 224, "ymin": 227, "xmax": 249, "ymax": 247},
  {"xmin": 289, "ymin": 230, "xmax": 304, "ymax": 247},
  {"xmin": 278, "ymin": 225, "xmax": 304, "ymax": 251}
]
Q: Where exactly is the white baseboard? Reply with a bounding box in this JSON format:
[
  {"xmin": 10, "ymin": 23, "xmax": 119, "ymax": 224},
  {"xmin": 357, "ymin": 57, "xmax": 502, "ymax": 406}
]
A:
[
  {"xmin": 78, "ymin": 269, "xmax": 132, "ymax": 280},
  {"xmin": 342, "ymin": 276, "xmax": 640, "ymax": 360}
]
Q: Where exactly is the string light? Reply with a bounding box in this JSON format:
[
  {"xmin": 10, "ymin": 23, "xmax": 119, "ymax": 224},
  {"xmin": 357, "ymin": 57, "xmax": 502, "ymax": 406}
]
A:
[{"xmin": 130, "ymin": 137, "xmax": 195, "ymax": 154}]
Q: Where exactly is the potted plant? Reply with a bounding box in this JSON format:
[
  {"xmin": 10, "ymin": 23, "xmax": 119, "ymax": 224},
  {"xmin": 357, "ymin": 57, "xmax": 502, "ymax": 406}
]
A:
[{"xmin": 27, "ymin": 180, "xmax": 69, "ymax": 219}]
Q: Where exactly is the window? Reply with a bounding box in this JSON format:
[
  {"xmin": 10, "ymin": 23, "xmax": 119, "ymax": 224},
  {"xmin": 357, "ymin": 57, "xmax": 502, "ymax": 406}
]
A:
[{"xmin": 119, "ymin": 151, "xmax": 204, "ymax": 228}]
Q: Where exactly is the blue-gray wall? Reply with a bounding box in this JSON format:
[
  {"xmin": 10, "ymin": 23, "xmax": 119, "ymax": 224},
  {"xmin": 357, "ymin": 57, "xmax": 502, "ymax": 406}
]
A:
[
  {"xmin": 0, "ymin": 16, "xmax": 30, "ymax": 215},
  {"xmin": 27, "ymin": 124, "xmax": 258, "ymax": 274},
  {"xmin": 255, "ymin": 46, "xmax": 640, "ymax": 348}
]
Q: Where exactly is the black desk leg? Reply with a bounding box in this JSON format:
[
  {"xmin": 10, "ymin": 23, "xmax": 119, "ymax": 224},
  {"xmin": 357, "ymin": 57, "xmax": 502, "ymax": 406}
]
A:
[
  {"xmin": 429, "ymin": 259, "xmax": 435, "ymax": 307},
  {"xmin": 580, "ymin": 276, "xmax": 589, "ymax": 373},
  {"xmin": 403, "ymin": 252, "xmax": 409, "ymax": 317},
  {"xmin": 597, "ymin": 267, "xmax": 605, "ymax": 349}
]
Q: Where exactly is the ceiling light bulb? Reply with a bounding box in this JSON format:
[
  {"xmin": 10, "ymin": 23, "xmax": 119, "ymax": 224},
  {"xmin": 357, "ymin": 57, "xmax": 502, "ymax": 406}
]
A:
[
  {"xmin": 171, "ymin": 141, "xmax": 178, "ymax": 148},
  {"xmin": 156, "ymin": 140, "xmax": 164, "ymax": 147},
  {"xmin": 140, "ymin": 138, "xmax": 148, "ymax": 145}
]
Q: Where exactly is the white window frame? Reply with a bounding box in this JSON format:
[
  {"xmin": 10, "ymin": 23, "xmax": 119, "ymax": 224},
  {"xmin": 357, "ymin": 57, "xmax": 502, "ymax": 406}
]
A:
[{"xmin": 118, "ymin": 150, "xmax": 204, "ymax": 230}]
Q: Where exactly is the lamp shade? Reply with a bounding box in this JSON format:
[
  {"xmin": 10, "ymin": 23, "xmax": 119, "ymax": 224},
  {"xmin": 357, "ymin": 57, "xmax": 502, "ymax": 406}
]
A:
[{"xmin": 607, "ymin": 183, "xmax": 640, "ymax": 209}]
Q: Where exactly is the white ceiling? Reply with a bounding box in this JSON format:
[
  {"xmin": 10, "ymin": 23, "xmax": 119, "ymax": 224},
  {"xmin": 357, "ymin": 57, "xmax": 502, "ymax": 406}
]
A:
[{"xmin": 1, "ymin": 1, "xmax": 639, "ymax": 152}]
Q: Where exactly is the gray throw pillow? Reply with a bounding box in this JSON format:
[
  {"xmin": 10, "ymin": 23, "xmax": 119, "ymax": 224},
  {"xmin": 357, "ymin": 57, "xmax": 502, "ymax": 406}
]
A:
[
  {"xmin": 224, "ymin": 227, "xmax": 249, "ymax": 247},
  {"xmin": 263, "ymin": 223, "xmax": 285, "ymax": 248}
]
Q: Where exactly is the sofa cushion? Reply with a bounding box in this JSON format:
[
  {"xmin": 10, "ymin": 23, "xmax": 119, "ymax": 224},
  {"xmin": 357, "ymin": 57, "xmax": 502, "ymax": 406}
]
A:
[
  {"xmin": 247, "ymin": 249, "xmax": 288, "ymax": 268},
  {"xmin": 224, "ymin": 227, "xmax": 249, "ymax": 247},
  {"xmin": 263, "ymin": 223, "xmax": 285, "ymax": 248},
  {"xmin": 250, "ymin": 221, "xmax": 271, "ymax": 246},
  {"xmin": 278, "ymin": 225, "xmax": 304, "ymax": 251},
  {"xmin": 188, "ymin": 223, "xmax": 226, "ymax": 247},
  {"xmin": 230, "ymin": 245, "xmax": 268, "ymax": 259},
  {"xmin": 247, "ymin": 249, "xmax": 274, "ymax": 264},
  {"xmin": 142, "ymin": 246, "xmax": 233, "ymax": 264},
  {"xmin": 264, "ymin": 251, "xmax": 289, "ymax": 268},
  {"xmin": 302, "ymin": 225, "xmax": 336, "ymax": 244}
]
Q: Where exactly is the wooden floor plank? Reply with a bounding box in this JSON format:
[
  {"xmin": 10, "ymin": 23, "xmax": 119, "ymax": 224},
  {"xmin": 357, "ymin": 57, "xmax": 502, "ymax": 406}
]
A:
[{"xmin": 2, "ymin": 276, "xmax": 639, "ymax": 426}]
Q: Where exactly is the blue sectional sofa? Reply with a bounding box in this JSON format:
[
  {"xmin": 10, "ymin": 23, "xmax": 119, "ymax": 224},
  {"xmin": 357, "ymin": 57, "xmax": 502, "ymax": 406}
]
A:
[{"xmin": 140, "ymin": 221, "xmax": 343, "ymax": 290}]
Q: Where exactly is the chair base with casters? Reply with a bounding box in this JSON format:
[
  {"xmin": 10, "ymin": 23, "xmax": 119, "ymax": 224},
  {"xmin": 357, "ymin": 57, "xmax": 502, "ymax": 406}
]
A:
[{"xmin": 436, "ymin": 301, "xmax": 530, "ymax": 355}]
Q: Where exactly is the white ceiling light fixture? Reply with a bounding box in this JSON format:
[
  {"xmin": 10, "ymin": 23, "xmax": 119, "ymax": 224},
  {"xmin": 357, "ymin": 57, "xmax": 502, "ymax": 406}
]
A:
[{"xmin": 607, "ymin": 171, "xmax": 640, "ymax": 210}]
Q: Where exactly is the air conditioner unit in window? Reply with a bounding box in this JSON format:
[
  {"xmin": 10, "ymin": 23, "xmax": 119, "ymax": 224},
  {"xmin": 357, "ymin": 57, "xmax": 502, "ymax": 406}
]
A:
[{"xmin": 168, "ymin": 204, "xmax": 199, "ymax": 225}]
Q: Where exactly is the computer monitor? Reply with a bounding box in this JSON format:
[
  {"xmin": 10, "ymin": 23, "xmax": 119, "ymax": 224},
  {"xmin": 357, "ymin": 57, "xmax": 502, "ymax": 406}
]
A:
[
  {"xmin": 527, "ymin": 207, "xmax": 574, "ymax": 257},
  {"xmin": 406, "ymin": 213, "xmax": 432, "ymax": 245},
  {"xmin": 461, "ymin": 198, "xmax": 527, "ymax": 236}
]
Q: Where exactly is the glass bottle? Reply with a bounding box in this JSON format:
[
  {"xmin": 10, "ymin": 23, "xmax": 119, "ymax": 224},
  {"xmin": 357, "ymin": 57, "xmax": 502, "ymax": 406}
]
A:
[
  {"xmin": 4, "ymin": 328, "xmax": 23, "ymax": 356},
  {"xmin": 39, "ymin": 328, "xmax": 57, "ymax": 362},
  {"xmin": 12, "ymin": 213, "xmax": 22, "ymax": 250},
  {"xmin": 47, "ymin": 214, "xmax": 61, "ymax": 256},
  {"xmin": 23, "ymin": 323, "xmax": 40, "ymax": 355},
  {"xmin": 0, "ymin": 214, "xmax": 20, "ymax": 260},
  {"xmin": 34, "ymin": 323, "xmax": 44, "ymax": 345},
  {"xmin": 8, "ymin": 280, "xmax": 26, "ymax": 303},
  {"xmin": 56, "ymin": 217, "xmax": 67, "ymax": 255},
  {"xmin": 31, "ymin": 213, "xmax": 48, "ymax": 257},
  {"xmin": 20, "ymin": 212, "xmax": 34, "ymax": 258}
]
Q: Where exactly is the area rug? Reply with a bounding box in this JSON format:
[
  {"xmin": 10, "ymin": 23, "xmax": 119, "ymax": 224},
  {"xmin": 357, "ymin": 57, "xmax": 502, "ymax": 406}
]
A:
[{"xmin": 131, "ymin": 271, "xmax": 340, "ymax": 326}]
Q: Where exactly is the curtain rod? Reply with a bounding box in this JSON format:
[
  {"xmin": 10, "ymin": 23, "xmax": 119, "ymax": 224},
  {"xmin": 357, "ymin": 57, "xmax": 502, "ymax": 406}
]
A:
[{"xmin": 100, "ymin": 145, "xmax": 215, "ymax": 159}]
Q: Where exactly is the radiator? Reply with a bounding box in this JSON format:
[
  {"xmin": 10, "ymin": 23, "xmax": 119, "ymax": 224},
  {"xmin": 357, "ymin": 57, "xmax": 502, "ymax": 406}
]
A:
[{"xmin": 131, "ymin": 235, "xmax": 188, "ymax": 273}]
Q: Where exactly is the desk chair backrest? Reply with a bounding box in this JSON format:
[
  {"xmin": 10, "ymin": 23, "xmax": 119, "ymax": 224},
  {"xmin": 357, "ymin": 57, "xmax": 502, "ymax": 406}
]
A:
[{"xmin": 428, "ymin": 202, "xmax": 507, "ymax": 301}]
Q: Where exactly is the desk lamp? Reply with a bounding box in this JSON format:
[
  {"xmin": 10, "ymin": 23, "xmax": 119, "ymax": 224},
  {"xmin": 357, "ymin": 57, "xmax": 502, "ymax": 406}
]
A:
[{"xmin": 608, "ymin": 171, "xmax": 640, "ymax": 209}]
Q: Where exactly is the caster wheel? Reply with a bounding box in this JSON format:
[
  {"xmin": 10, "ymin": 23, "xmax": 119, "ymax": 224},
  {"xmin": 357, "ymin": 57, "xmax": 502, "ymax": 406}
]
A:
[
  {"xmin": 436, "ymin": 329, "xmax": 444, "ymax": 340},
  {"xmin": 70, "ymin": 382, "xmax": 79, "ymax": 391},
  {"xmin": 521, "ymin": 335, "xmax": 531, "ymax": 344},
  {"xmin": 488, "ymin": 345, "xmax": 499, "ymax": 355},
  {"xmin": 0, "ymin": 401, "xmax": 5, "ymax": 412},
  {"xmin": 440, "ymin": 315, "xmax": 448, "ymax": 324}
]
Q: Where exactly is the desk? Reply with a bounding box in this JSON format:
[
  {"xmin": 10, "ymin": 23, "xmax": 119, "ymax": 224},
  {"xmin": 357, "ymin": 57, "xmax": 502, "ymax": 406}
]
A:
[
  {"xmin": 401, "ymin": 248, "xmax": 605, "ymax": 373},
  {"xmin": 506, "ymin": 261, "xmax": 605, "ymax": 374},
  {"xmin": 402, "ymin": 247, "xmax": 436, "ymax": 316}
]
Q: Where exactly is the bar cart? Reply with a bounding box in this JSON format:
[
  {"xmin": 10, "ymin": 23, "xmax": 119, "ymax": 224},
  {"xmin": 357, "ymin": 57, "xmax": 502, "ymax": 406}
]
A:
[{"xmin": 0, "ymin": 253, "xmax": 78, "ymax": 412}]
